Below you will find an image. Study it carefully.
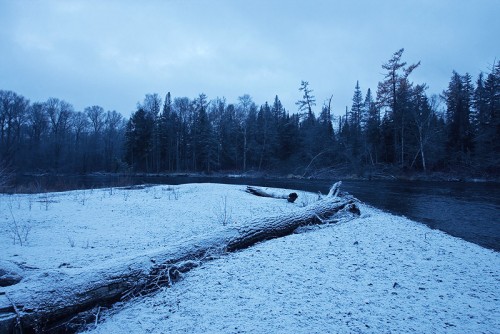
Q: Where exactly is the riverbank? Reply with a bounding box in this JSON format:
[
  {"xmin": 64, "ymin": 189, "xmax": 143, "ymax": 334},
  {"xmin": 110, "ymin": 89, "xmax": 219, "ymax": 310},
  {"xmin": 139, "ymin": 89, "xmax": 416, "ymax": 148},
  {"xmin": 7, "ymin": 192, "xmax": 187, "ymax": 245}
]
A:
[
  {"xmin": 3, "ymin": 167, "xmax": 499, "ymax": 195},
  {"xmin": 6, "ymin": 172, "xmax": 500, "ymax": 252},
  {"xmin": 1, "ymin": 183, "xmax": 498, "ymax": 333},
  {"xmin": 86, "ymin": 202, "xmax": 500, "ymax": 334}
]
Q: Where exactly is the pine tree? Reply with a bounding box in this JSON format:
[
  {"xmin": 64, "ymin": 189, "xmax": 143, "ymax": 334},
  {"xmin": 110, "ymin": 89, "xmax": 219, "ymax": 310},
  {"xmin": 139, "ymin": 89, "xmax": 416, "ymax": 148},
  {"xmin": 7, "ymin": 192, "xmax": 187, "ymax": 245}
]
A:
[
  {"xmin": 278, "ymin": 113, "xmax": 301, "ymax": 166},
  {"xmin": 315, "ymin": 96, "xmax": 335, "ymax": 168},
  {"xmin": 377, "ymin": 48, "xmax": 420, "ymax": 167},
  {"xmin": 478, "ymin": 61, "xmax": 500, "ymax": 172},
  {"xmin": 172, "ymin": 97, "xmax": 191, "ymax": 171},
  {"xmin": 138, "ymin": 94, "xmax": 162, "ymax": 171},
  {"xmin": 488, "ymin": 61, "xmax": 500, "ymax": 161},
  {"xmin": 256, "ymin": 102, "xmax": 279, "ymax": 170},
  {"xmin": 237, "ymin": 94, "xmax": 257, "ymax": 171},
  {"xmin": 191, "ymin": 94, "xmax": 211, "ymax": 171},
  {"xmin": 125, "ymin": 108, "xmax": 154, "ymax": 172},
  {"xmin": 296, "ymin": 81, "xmax": 316, "ymax": 124},
  {"xmin": 443, "ymin": 71, "xmax": 474, "ymax": 166},
  {"xmin": 363, "ymin": 88, "xmax": 380, "ymax": 165},
  {"xmin": 197, "ymin": 104, "xmax": 214, "ymax": 172},
  {"xmin": 159, "ymin": 92, "xmax": 174, "ymax": 171},
  {"xmin": 472, "ymin": 73, "xmax": 489, "ymax": 167},
  {"xmin": 409, "ymin": 84, "xmax": 432, "ymax": 171},
  {"xmin": 350, "ymin": 81, "xmax": 363, "ymax": 132},
  {"xmin": 349, "ymin": 81, "xmax": 364, "ymax": 160}
]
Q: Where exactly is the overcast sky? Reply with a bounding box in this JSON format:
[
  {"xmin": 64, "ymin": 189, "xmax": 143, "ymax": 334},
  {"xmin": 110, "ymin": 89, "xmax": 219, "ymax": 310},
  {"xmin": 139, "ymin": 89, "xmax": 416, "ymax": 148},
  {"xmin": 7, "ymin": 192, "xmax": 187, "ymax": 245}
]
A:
[{"xmin": 1, "ymin": 0, "xmax": 498, "ymax": 117}]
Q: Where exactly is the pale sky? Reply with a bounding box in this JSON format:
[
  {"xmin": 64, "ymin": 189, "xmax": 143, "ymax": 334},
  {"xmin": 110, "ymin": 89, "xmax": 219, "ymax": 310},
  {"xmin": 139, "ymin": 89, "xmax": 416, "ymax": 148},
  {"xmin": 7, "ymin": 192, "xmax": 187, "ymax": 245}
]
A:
[{"xmin": 1, "ymin": 0, "xmax": 498, "ymax": 117}]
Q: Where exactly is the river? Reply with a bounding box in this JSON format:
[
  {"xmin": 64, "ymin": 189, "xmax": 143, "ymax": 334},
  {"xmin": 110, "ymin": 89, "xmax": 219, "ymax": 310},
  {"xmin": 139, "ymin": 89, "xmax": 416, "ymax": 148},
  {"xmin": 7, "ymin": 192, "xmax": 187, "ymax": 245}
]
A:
[{"xmin": 10, "ymin": 174, "xmax": 500, "ymax": 252}]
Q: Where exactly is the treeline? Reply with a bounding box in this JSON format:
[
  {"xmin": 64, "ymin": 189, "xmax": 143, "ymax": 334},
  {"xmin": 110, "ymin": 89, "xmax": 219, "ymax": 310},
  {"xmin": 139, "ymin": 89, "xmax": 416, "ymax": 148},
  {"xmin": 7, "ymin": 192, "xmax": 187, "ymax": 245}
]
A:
[
  {"xmin": 1, "ymin": 49, "xmax": 499, "ymax": 178},
  {"xmin": 0, "ymin": 96, "xmax": 126, "ymax": 174}
]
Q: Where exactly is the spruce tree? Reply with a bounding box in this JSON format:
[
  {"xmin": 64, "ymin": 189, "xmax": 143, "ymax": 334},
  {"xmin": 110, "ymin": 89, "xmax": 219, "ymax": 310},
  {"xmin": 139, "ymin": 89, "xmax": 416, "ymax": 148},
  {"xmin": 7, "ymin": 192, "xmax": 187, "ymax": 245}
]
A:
[
  {"xmin": 443, "ymin": 71, "xmax": 474, "ymax": 166},
  {"xmin": 377, "ymin": 48, "xmax": 420, "ymax": 167}
]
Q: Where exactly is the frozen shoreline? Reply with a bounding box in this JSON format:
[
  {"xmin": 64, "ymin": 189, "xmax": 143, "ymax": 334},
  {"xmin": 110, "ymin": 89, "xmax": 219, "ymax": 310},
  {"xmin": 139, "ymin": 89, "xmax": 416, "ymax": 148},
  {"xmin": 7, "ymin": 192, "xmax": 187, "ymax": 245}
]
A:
[{"xmin": 1, "ymin": 183, "xmax": 499, "ymax": 333}]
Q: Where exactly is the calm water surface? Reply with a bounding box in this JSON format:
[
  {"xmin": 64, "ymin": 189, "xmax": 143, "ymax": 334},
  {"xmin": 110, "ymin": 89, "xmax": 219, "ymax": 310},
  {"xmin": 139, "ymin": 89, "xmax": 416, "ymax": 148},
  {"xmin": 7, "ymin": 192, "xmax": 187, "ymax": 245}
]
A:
[
  {"xmin": 340, "ymin": 180, "xmax": 499, "ymax": 252},
  {"xmin": 236, "ymin": 178, "xmax": 499, "ymax": 251}
]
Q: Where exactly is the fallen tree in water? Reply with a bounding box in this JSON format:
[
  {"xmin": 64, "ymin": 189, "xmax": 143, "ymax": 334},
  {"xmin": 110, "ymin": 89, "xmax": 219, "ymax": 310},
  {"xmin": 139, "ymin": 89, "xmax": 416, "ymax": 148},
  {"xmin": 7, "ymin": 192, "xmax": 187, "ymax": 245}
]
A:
[{"xmin": 0, "ymin": 182, "xmax": 360, "ymax": 333}]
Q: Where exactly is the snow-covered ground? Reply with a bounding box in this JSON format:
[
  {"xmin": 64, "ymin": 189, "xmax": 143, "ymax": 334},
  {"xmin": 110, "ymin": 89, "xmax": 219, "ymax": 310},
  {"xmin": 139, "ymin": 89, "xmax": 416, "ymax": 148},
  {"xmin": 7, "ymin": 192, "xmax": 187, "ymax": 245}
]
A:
[
  {"xmin": 1, "ymin": 183, "xmax": 499, "ymax": 333},
  {"xmin": 0, "ymin": 184, "xmax": 315, "ymax": 274}
]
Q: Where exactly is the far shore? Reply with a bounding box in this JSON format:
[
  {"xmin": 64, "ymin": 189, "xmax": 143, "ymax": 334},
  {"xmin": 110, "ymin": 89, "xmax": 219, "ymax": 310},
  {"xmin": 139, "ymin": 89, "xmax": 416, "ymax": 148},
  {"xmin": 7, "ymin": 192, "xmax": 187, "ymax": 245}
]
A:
[{"xmin": 4, "ymin": 169, "xmax": 499, "ymax": 194}]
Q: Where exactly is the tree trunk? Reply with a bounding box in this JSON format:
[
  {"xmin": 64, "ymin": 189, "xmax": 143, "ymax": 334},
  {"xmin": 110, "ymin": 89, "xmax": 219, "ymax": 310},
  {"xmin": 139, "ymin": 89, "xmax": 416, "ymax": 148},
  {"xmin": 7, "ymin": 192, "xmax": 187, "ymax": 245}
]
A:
[
  {"xmin": 243, "ymin": 127, "xmax": 247, "ymax": 171},
  {"xmin": 245, "ymin": 186, "xmax": 300, "ymax": 203},
  {"xmin": 419, "ymin": 131, "xmax": 426, "ymax": 172},
  {"xmin": 0, "ymin": 183, "xmax": 359, "ymax": 333}
]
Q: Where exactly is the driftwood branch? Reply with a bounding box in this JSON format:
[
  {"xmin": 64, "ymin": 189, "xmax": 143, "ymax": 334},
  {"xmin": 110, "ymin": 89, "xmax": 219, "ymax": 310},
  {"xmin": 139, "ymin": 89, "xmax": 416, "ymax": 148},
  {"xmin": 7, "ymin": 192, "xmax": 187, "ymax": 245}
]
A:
[
  {"xmin": 327, "ymin": 181, "xmax": 342, "ymax": 197},
  {"xmin": 0, "ymin": 182, "xmax": 359, "ymax": 333}
]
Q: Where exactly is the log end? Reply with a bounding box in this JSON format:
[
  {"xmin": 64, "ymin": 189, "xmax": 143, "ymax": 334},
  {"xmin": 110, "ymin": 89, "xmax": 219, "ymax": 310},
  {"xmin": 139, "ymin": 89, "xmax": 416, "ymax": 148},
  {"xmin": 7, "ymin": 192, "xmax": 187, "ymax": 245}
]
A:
[
  {"xmin": 287, "ymin": 193, "xmax": 298, "ymax": 203},
  {"xmin": 347, "ymin": 203, "xmax": 361, "ymax": 216}
]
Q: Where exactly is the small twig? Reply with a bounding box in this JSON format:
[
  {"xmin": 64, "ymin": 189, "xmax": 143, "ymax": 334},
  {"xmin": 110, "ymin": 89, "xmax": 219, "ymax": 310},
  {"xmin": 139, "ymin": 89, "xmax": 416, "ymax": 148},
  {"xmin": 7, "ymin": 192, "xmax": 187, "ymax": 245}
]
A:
[
  {"xmin": 95, "ymin": 306, "xmax": 101, "ymax": 326},
  {"xmin": 424, "ymin": 232, "xmax": 431, "ymax": 246},
  {"xmin": 314, "ymin": 214, "xmax": 325, "ymax": 224},
  {"xmin": 8, "ymin": 203, "xmax": 20, "ymax": 246},
  {"xmin": 5, "ymin": 292, "xmax": 23, "ymax": 334}
]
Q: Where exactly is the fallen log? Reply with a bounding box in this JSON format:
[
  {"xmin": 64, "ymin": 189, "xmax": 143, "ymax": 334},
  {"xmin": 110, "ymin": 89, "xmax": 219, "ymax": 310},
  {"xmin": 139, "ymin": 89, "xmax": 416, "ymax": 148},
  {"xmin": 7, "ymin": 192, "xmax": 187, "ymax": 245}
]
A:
[
  {"xmin": 0, "ymin": 182, "xmax": 359, "ymax": 333},
  {"xmin": 245, "ymin": 185, "xmax": 299, "ymax": 202}
]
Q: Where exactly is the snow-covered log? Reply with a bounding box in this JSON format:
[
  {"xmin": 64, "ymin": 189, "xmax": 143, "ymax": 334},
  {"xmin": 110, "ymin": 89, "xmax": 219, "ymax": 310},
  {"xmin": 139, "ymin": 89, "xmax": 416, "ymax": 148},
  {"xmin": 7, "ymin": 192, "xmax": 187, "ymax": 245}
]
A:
[
  {"xmin": 0, "ymin": 182, "xmax": 359, "ymax": 333},
  {"xmin": 245, "ymin": 186, "xmax": 298, "ymax": 202},
  {"xmin": 229, "ymin": 183, "xmax": 358, "ymax": 251}
]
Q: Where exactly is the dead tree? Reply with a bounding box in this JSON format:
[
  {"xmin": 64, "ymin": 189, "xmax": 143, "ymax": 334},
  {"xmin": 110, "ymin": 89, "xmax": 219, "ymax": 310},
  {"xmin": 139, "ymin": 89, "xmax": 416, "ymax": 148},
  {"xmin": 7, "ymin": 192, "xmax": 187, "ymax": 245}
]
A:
[
  {"xmin": 0, "ymin": 182, "xmax": 359, "ymax": 333},
  {"xmin": 245, "ymin": 186, "xmax": 298, "ymax": 202}
]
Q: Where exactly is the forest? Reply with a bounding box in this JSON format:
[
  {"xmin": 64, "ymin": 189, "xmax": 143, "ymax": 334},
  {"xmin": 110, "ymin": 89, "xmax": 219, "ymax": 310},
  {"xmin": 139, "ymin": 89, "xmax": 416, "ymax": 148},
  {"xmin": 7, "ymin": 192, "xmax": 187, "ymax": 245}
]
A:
[{"xmin": 1, "ymin": 49, "xmax": 499, "ymax": 180}]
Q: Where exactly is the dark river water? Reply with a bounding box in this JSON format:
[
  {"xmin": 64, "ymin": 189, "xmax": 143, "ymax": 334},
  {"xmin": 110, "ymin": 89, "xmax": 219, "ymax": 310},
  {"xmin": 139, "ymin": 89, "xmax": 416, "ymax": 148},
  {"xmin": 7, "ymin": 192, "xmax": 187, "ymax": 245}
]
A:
[{"xmin": 12, "ymin": 174, "xmax": 500, "ymax": 252}]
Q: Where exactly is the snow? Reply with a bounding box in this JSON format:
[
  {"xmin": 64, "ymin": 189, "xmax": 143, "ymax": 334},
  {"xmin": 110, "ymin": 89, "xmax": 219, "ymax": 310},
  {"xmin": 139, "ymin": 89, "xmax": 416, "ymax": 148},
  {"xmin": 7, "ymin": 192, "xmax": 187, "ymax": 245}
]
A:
[
  {"xmin": 0, "ymin": 184, "xmax": 315, "ymax": 275},
  {"xmin": 1, "ymin": 183, "xmax": 499, "ymax": 333}
]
